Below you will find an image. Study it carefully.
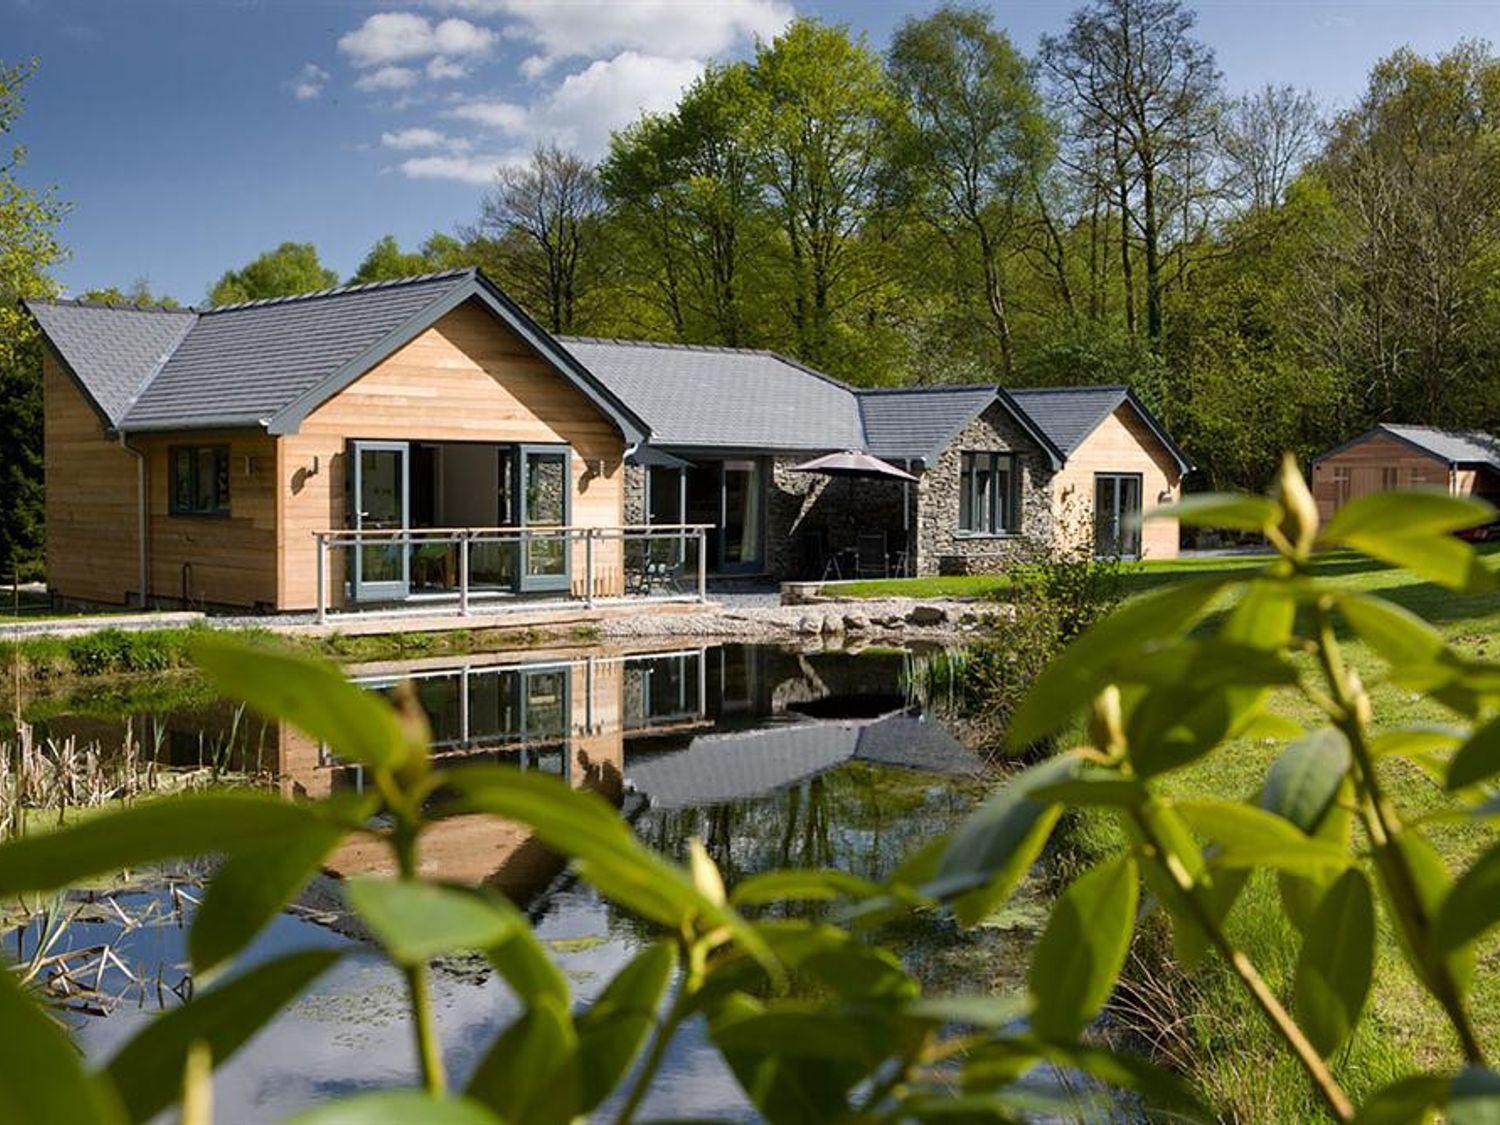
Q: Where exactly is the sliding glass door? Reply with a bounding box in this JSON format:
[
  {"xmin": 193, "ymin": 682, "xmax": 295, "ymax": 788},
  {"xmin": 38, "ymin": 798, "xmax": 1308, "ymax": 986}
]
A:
[
  {"xmin": 1094, "ymin": 473, "xmax": 1143, "ymax": 558},
  {"xmin": 352, "ymin": 441, "xmax": 410, "ymax": 601}
]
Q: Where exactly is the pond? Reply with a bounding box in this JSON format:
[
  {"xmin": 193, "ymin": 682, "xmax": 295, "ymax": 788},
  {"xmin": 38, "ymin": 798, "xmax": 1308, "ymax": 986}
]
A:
[{"xmin": 7, "ymin": 642, "xmax": 1035, "ymax": 1121}]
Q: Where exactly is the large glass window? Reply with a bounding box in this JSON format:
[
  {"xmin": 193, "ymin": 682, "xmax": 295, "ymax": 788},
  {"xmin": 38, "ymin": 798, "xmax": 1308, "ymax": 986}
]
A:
[
  {"xmin": 958, "ymin": 451, "xmax": 1017, "ymax": 535},
  {"xmin": 169, "ymin": 446, "xmax": 230, "ymax": 517}
]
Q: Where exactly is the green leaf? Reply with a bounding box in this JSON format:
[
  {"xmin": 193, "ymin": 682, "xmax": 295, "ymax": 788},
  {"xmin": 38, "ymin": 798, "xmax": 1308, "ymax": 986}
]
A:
[
  {"xmin": 444, "ymin": 765, "xmax": 778, "ymax": 978},
  {"xmin": 284, "ymin": 1092, "xmax": 503, "ymax": 1124},
  {"xmin": 1128, "ymin": 801, "xmax": 1211, "ymax": 969},
  {"xmin": 1030, "ymin": 774, "xmax": 1149, "ymax": 808},
  {"xmin": 1433, "ymin": 842, "xmax": 1500, "ymax": 956},
  {"xmin": 974, "ymin": 1036, "xmax": 1209, "ymax": 1119},
  {"xmin": 1320, "ymin": 494, "xmax": 1497, "ymax": 593},
  {"xmin": 1176, "ymin": 799, "xmax": 1350, "ymax": 875},
  {"xmin": 711, "ymin": 996, "xmax": 864, "ymax": 1123},
  {"xmin": 1374, "ymin": 831, "xmax": 1473, "ymax": 997},
  {"xmin": 192, "ymin": 635, "xmax": 415, "ymax": 771},
  {"xmin": 190, "ymin": 820, "xmax": 347, "ymax": 974},
  {"xmin": 1293, "ymin": 868, "xmax": 1375, "ymax": 1056},
  {"xmin": 345, "ymin": 879, "xmax": 517, "ymax": 965},
  {"xmin": 927, "ymin": 754, "xmax": 1075, "ymax": 926},
  {"xmin": 1121, "ymin": 640, "xmax": 1300, "ymax": 691},
  {"xmin": 1027, "ymin": 854, "xmax": 1138, "ymax": 1042},
  {"xmin": 1352, "ymin": 1075, "xmax": 1447, "ymax": 1125},
  {"xmin": 1260, "ymin": 728, "xmax": 1351, "ymax": 834},
  {"xmin": 711, "ymin": 1007, "xmax": 887, "ymax": 1064},
  {"xmin": 1008, "ymin": 576, "xmax": 1232, "ymax": 747},
  {"xmin": 465, "ymin": 992, "xmax": 579, "ymax": 1125},
  {"xmin": 0, "ymin": 961, "xmax": 124, "ymax": 1124},
  {"xmin": 1449, "ymin": 1067, "xmax": 1500, "ymax": 1125},
  {"xmin": 1372, "ymin": 724, "xmax": 1466, "ymax": 759},
  {"xmin": 730, "ymin": 868, "xmax": 883, "ymax": 906},
  {"xmin": 1322, "ymin": 489, "xmax": 1496, "ymax": 543},
  {"xmin": 487, "ymin": 906, "xmax": 570, "ymax": 1007},
  {"xmin": 1337, "ymin": 593, "xmax": 1448, "ymax": 667},
  {"xmin": 1153, "ymin": 492, "xmax": 1280, "ymax": 532},
  {"xmin": 0, "ymin": 792, "xmax": 329, "ymax": 896},
  {"xmin": 575, "ymin": 940, "xmax": 677, "ymax": 1113},
  {"xmin": 102, "ymin": 950, "xmax": 340, "ymax": 1125},
  {"xmin": 1448, "ymin": 715, "xmax": 1500, "ymax": 791},
  {"xmin": 1127, "ymin": 687, "xmax": 1254, "ymax": 778}
]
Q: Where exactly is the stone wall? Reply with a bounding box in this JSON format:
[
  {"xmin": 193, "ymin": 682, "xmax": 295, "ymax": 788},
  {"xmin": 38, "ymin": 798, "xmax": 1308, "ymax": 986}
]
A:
[
  {"xmin": 623, "ymin": 462, "xmax": 647, "ymax": 526},
  {"xmin": 766, "ymin": 457, "xmax": 911, "ymax": 579},
  {"xmin": 915, "ymin": 401, "xmax": 1054, "ymax": 577}
]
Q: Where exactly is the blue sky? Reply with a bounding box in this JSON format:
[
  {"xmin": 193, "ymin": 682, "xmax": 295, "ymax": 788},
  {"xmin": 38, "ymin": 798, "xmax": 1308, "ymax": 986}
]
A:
[{"xmin": 11, "ymin": 0, "xmax": 1500, "ymax": 304}]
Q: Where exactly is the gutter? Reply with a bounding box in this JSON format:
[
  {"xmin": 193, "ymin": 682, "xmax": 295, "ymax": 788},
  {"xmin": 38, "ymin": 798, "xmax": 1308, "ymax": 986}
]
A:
[{"xmin": 116, "ymin": 432, "xmax": 149, "ymax": 607}]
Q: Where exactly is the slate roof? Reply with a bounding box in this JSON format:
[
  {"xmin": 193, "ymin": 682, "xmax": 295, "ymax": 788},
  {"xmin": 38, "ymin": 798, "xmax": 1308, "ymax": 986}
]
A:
[
  {"xmin": 126, "ymin": 272, "xmax": 470, "ymax": 430},
  {"xmin": 1369, "ymin": 425, "xmax": 1500, "ymax": 469},
  {"xmin": 857, "ymin": 385, "xmax": 999, "ymax": 462},
  {"xmin": 27, "ymin": 301, "xmax": 196, "ymax": 426},
  {"xmin": 1010, "ymin": 385, "xmax": 1193, "ymax": 473},
  {"xmin": 560, "ymin": 338, "xmax": 866, "ymax": 453},
  {"xmin": 26, "ymin": 270, "xmax": 646, "ymax": 442}
]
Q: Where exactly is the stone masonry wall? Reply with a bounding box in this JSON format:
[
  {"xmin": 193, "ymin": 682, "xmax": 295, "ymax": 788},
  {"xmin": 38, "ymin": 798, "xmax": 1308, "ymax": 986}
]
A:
[
  {"xmin": 766, "ymin": 456, "xmax": 910, "ymax": 579},
  {"xmin": 915, "ymin": 402, "xmax": 1054, "ymax": 577}
]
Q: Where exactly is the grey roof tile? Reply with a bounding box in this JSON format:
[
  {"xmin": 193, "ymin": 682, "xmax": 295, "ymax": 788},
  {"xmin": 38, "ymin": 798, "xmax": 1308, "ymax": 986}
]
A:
[
  {"xmin": 124, "ymin": 271, "xmax": 472, "ymax": 430},
  {"xmin": 1378, "ymin": 425, "xmax": 1500, "ymax": 468},
  {"xmin": 559, "ymin": 338, "xmax": 865, "ymax": 452},
  {"xmin": 857, "ymin": 385, "xmax": 998, "ymax": 462},
  {"xmin": 26, "ymin": 301, "xmax": 196, "ymax": 425},
  {"xmin": 1007, "ymin": 386, "xmax": 1129, "ymax": 455}
]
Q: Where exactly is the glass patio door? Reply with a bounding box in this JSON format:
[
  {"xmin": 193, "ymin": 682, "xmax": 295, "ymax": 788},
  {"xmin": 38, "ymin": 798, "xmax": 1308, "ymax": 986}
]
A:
[
  {"xmin": 1094, "ymin": 473, "xmax": 1143, "ymax": 559},
  {"xmin": 352, "ymin": 441, "xmax": 410, "ymax": 601},
  {"xmin": 518, "ymin": 445, "xmax": 571, "ymax": 593}
]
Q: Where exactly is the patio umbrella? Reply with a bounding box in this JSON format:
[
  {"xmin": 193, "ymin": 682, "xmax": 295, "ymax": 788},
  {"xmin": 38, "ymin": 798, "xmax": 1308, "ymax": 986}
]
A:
[
  {"xmin": 791, "ymin": 450, "xmax": 917, "ymax": 577},
  {"xmin": 789, "ymin": 450, "xmax": 917, "ymax": 482}
]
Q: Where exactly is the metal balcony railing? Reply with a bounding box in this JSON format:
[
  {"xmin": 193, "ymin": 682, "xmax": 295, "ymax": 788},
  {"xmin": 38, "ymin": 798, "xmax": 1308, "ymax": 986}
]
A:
[{"xmin": 309, "ymin": 524, "xmax": 712, "ymax": 624}]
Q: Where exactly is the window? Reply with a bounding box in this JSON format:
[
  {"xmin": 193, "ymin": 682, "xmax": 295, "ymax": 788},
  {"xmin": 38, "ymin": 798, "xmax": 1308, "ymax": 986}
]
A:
[
  {"xmin": 1381, "ymin": 466, "xmax": 1400, "ymax": 490},
  {"xmin": 170, "ymin": 445, "xmax": 230, "ymax": 517},
  {"xmin": 958, "ymin": 451, "xmax": 1018, "ymax": 534}
]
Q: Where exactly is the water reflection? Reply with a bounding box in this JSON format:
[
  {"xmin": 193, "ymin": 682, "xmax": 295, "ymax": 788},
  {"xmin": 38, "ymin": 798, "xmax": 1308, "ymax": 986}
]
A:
[{"xmin": 21, "ymin": 644, "xmax": 997, "ymax": 1121}]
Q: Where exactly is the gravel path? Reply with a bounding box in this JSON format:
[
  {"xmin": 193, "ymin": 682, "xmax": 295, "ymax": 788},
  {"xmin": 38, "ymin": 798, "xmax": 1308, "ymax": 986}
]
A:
[{"xmin": 597, "ymin": 596, "xmax": 1007, "ymax": 643}]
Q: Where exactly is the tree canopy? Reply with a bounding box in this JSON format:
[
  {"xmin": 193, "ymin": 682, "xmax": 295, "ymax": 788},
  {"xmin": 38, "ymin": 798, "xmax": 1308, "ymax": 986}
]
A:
[{"xmin": 208, "ymin": 241, "xmax": 338, "ymax": 306}]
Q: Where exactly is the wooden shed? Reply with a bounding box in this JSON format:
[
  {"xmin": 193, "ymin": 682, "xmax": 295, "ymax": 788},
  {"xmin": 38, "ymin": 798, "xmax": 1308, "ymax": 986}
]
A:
[{"xmin": 1310, "ymin": 424, "xmax": 1500, "ymax": 521}]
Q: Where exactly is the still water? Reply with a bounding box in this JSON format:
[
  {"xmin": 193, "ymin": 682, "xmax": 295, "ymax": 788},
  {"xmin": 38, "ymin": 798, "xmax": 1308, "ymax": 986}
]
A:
[{"xmin": 15, "ymin": 644, "xmax": 1015, "ymax": 1121}]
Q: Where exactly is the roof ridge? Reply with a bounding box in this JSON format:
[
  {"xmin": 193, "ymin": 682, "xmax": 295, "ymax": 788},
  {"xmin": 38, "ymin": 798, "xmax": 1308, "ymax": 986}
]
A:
[
  {"xmin": 560, "ymin": 334, "xmax": 779, "ymax": 358},
  {"xmin": 27, "ymin": 297, "xmax": 194, "ymax": 315},
  {"xmin": 857, "ymin": 383, "xmax": 997, "ymax": 396},
  {"xmin": 201, "ymin": 267, "xmax": 475, "ymax": 314},
  {"xmin": 1008, "ymin": 383, "xmax": 1130, "ymax": 394}
]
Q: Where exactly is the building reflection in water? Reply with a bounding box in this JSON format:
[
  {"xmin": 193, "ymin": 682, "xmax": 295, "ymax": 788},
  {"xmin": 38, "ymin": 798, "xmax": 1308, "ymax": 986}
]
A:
[{"xmin": 28, "ymin": 645, "xmax": 978, "ymax": 907}]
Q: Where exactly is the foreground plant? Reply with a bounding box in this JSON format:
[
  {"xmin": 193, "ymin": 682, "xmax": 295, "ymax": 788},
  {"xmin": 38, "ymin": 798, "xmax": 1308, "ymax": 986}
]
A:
[
  {"xmin": 3, "ymin": 457, "xmax": 1498, "ymax": 1122},
  {"xmin": 0, "ymin": 647, "xmax": 1196, "ymax": 1120}
]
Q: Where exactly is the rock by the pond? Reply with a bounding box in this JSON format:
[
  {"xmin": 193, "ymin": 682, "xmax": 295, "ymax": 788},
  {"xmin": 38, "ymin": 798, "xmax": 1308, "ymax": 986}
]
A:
[
  {"xmin": 797, "ymin": 615, "xmax": 821, "ymax": 634},
  {"xmin": 821, "ymin": 615, "xmax": 845, "ymax": 634},
  {"xmin": 843, "ymin": 612, "xmax": 871, "ymax": 633},
  {"xmin": 907, "ymin": 604, "xmax": 952, "ymax": 627}
]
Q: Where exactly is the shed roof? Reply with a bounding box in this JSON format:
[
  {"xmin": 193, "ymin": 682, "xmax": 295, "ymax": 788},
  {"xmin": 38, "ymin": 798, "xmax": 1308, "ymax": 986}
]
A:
[
  {"xmin": 1327, "ymin": 424, "xmax": 1500, "ymax": 470},
  {"xmin": 560, "ymin": 337, "xmax": 866, "ymax": 453},
  {"xmin": 1009, "ymin": 385, "xmax": 1194, "ymax": 474},
  {"xmin": 856, "ymin": 385, "xmax": 999, "ymax": 462}
]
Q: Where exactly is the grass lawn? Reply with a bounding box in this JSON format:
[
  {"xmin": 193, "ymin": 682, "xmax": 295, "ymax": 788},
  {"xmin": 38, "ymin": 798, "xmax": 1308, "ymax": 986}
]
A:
[
  {"xmin": 1050, "ymin": 544, "xmax": 1500, "ymax": 1119},
  {"xmin": 831, "ymin": 551, "xmax": 1278, "ymax": 601}
]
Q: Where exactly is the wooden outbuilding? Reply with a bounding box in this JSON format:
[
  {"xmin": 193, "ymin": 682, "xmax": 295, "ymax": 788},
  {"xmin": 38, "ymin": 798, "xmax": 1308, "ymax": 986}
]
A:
[{"xmin": 1310, "ymin": 424, "xmax": 1500, "ymax": 521}]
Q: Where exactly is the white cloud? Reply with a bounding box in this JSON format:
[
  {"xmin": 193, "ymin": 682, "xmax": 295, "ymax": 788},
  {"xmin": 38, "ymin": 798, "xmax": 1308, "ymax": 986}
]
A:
[
  {"xmin": 442, "ymin": 51, "xmax": 701, "ymax": 157},
  {"xmin": 447, "ymin": 99, "xmax": 529, "ymax": 135},
  {"xmin": 354, "ymin": 65, "xmax": 420, "ymax": 92},
  {"xmin": 421, "ymin": 0, "xmax": 791, "ymax": 71},
  {"xmin": 539, "ymin": 52, "xmax": 703, "ymax": 151},
  {"xmin": 426, "ymin": 56, "xmax": 469, "ymax": 81},
  {"xmin": 381, "ymin": 127, "xmax": 472, "ymax": 152},
  {"xmin": 339, "ymin": 12, "xmax": 496, "ymax": 67},
  {"xmin": 398, "ymin": 153, "xmax": 513, "ymax": 184},
  {"xmin": 288, "ymin": 63, "xmax": 330, "ymax": 101}
]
